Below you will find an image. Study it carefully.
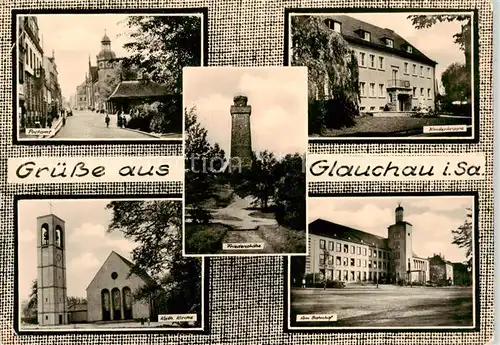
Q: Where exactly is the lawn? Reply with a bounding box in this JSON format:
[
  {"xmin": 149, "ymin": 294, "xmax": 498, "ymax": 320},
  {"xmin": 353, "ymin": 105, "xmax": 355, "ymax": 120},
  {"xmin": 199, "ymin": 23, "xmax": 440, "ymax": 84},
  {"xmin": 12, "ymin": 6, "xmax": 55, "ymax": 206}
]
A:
[
  {"xmin": 316, "ymin": 115, "xmax": 472, "ymax": 137},
  {"xmin": 257, "ymin": 224, "xmax": 306, "ymax": 254},
  {"xmin": 290, "ymin": 285, "xmax": 473, "ymax": 328}
]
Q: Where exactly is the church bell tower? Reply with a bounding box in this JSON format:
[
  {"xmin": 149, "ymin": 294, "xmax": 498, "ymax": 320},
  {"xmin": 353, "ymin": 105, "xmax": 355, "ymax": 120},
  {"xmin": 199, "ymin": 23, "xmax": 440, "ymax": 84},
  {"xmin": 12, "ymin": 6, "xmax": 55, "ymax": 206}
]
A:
[
  {"xmin": 230, "ymin": 95, "xmax": 253, "ymax": 169},
  {"xmin": 37, "ymin": 214, "xmax": 68, "ymax": 325}
]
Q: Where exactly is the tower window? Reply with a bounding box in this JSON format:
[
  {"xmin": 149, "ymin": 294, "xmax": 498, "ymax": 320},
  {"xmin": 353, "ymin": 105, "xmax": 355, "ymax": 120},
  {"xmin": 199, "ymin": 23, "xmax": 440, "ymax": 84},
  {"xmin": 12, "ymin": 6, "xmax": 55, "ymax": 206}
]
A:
[
  {"xmin": 111, "ymin": 272, "xmax": 118, "ymax": 280},
  {"xmin": 55, "ymin": 225, "xmax": 62, "ymax": 248},
  {"xmin": 41, "ymin": 223, "xmax": 49, "ymax": 246}
]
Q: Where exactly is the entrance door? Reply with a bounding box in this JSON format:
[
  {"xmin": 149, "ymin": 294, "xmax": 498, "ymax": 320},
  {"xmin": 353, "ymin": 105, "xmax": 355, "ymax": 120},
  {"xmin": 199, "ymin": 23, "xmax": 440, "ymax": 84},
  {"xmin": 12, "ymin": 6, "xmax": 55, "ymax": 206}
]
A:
[{"xmin": 59, "ymin": 314, "xmax": 62, "ymax": 324}]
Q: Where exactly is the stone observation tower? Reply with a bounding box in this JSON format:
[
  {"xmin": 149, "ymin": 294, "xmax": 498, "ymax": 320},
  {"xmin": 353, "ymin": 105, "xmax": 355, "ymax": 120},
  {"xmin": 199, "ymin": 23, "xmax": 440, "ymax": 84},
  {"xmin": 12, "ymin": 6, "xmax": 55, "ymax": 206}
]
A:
[{"xmin": 230, "ymin": 95, "xmax": 253, "ymax": 168}]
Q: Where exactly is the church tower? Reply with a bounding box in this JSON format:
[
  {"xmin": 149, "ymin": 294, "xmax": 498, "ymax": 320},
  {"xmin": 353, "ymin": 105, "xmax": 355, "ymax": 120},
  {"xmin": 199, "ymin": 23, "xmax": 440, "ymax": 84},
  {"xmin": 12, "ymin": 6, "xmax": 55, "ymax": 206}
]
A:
[
  {"xmin": 37, "ymin": 214, "xmax": 68, "ymax": 325},
  {"xmin": 230, "ymin": 95, "xmax": 252, "ymax": 169},
  {"xmin": 387, "ymin": 204, "xmax": 413, "ymax": 283},
  {"xmin": 96, "ymin": 30, "xmax": 118, "ymax": 111}
]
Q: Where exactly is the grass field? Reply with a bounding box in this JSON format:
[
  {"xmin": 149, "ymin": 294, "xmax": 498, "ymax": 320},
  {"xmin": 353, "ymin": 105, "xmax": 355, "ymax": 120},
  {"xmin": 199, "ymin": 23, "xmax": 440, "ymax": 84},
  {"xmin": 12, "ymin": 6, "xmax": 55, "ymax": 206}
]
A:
[
  {"xmin": 290, "ymin": 285, "xmax": 473, "ymax": 328},
  {"xmin": 317, "ymin": 116, "xmax": 472, "ymax": 137}
]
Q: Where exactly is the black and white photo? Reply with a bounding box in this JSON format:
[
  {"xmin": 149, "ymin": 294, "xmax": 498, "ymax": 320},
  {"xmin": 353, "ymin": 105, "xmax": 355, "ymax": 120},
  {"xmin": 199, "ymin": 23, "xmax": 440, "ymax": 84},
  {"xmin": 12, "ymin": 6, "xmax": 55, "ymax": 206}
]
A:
[
  {"xmin": 183, "ymin": 66, "xmax": 308, "ymax": 256},
  {"xmin": 15, "ymin": 196, "xmax": 206, "ymax": 333},
  {"xmin": 287, "ymin": 193, "xmax": 477, "ymax": 330},
  {"xmin": 14, "ymin": 10, "xmax": 206, "ymax": 143},
  {"xmin": 285, "ymin": 10, "xmax": 477, "ymax": 141}
]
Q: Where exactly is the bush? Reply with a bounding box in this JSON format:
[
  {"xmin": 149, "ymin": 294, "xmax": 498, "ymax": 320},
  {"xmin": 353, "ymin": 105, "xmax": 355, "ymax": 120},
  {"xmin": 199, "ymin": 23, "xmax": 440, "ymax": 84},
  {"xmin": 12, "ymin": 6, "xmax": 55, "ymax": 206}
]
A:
[
  {"xmin": 184, "ymin": 223, "xmax": 229, "ymax": 254},
  {"xmin": 384, "ymin": 104, "xmax": 391, "ymax": 111},
  {"xmin": 309, "ymin": 96, "xmax": 359, "ymax": 134}
]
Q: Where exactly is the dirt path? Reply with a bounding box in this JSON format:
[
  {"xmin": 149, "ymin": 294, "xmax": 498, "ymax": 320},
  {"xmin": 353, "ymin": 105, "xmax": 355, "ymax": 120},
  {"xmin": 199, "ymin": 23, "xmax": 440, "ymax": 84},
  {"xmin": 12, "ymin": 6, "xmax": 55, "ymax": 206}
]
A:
[
  {"xmin": 212, "ymin": 195, "xmax": 278, "ymax": 230},
  {"xmin": 219, "ymin": 229, "xmax": 275, "ymax": 254}
]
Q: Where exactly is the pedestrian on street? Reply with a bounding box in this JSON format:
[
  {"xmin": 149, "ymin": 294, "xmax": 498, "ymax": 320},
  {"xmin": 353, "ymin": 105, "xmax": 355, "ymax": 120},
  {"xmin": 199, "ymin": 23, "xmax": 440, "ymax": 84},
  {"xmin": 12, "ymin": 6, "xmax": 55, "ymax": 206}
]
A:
[{"xmin": 105, "ymin": 114, "xmax": 110, "ymax": 128}]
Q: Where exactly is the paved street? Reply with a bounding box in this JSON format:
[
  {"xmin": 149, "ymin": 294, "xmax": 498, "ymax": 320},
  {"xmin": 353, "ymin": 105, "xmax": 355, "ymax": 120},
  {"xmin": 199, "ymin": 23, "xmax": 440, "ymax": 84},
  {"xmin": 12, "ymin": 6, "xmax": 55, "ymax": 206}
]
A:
[
  {"xmin": 55, "ymin": 110, "xmax": 153, "ymax": 139},
  {"xmin": 291, "ymin": 285, "xmax": 473, "ymax": 328}
]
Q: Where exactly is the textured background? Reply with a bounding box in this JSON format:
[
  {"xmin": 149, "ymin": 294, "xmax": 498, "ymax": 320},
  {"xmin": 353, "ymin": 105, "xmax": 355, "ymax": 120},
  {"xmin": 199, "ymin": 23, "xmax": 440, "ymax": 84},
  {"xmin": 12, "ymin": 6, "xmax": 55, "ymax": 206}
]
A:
[{"xmin": 0, "ymin": 0, "xmax": 493, "ymax": 344}]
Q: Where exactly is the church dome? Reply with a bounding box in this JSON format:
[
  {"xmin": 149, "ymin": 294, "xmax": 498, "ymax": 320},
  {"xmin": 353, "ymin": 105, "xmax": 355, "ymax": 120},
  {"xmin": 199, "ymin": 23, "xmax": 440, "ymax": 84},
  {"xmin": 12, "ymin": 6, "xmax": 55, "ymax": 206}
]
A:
[
  {"xmin": 97, "ymin": 49, "xmax": 116, "ymax": 60},
  {"xmin": 96, "ymin": 31, "xmax": 116, "ymax": 61}
]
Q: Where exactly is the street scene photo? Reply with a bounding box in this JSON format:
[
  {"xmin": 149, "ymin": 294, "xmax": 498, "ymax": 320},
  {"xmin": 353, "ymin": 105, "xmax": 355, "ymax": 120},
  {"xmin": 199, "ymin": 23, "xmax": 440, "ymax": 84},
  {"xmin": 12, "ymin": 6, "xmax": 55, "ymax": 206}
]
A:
[
  {"xmin": 16, "ymin": 197, "xmax": 205, "ymax": 332},
  {"xmin": 288, "ymin": 194, "xmax": 475, "ymax": 330},
  {"xmin": 287, "ymin": 11, "xmax": 475, "ymax": 139},
  {"xmin": 15, "ymin": 11, "xmax": 204, "ymax": 141},
  {"xmin": 183, "ymin": 67, "xmax": 308, "ymax": 255}
]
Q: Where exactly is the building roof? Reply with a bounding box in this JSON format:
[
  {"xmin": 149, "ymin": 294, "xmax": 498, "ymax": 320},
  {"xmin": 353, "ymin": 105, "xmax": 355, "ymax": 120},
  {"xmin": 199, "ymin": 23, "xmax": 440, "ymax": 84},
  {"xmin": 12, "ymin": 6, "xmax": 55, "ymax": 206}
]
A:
[
  {"xmin": 309, "ymin": 218, "xmax": 389, "ymax": 249},
  {"xmin": 412, "ymin": 251, "xmax": 427, "ymax": 260},
  {"xmin": 97, "ymin": 49, "xmax": 117, "ymax": 61},
  {"xmin": 108, "ymin": 80, "xmax": 175, "ymax": 100},
  {"xmin": 101, "ymin": 33, "xmax": 111, "ymax": 43},
  {"xmin": 428, "ymin": 254, "xmax": 453, "ymax": 265},
  {"xmin": 67, "ymin": 303, "xmax": 88, "ymax": 312},
  {"xmin": 323, "ymin": 15, "xmax": 437, "ymax": 66}
]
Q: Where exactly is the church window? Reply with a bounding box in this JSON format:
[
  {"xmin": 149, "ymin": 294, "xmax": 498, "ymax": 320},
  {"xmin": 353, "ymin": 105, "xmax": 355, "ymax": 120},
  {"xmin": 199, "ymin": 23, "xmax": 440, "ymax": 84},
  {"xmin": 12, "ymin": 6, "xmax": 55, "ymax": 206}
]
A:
[
  {"xmin": 111, "ymin": 272, "xmax": 118, "ymax": 280},
  {"xmin": 55, "ymin": 225, "xmax": 62, "ymax": 248},
  {"xmin": 41, "ymin": 223, "xmax": 49, "ymax": 246}
]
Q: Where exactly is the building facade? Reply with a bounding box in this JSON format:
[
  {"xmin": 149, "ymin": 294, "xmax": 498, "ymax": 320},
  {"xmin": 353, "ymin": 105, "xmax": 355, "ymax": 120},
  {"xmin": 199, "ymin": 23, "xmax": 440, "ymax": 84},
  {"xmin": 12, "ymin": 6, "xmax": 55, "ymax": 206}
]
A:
[
  {"xmin": 43, "ymin": 51, "xmax": 63, "ymax": 120},
  {"xmin": 37, "ymin": 214, "xmax": 68, "ymax": 325},
  {"xmin": 86, "ymin": 251, "xmax": 155, "ymax": 322},
  {"xmin": 307, "ymin": 205, "xmax": 430, "ymax": 284},
  {"xmin": 18, "ymin": 16, "xmax": 45, "ymax": 128},
  {"xmin": 429, "ymin": 254, "xmax": 455, "ymax": 285},
  {"xmin": 316, "ymin": 15, "xmax": 437, "ymax": 113}
]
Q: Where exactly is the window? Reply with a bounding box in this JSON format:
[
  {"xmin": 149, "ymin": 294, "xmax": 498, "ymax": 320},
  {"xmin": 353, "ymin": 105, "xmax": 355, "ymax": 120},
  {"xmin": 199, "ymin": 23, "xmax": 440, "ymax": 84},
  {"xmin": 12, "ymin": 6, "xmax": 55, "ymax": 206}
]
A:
[
  {"xmin": 343, "ymin": 257, "xmax": 348, "ymax": 266},
  {"xmin": 359, "ymin": 82, "xmax": 366, "ymax": 96},
  {"xmin": 328, "ymin": 241, "xmax": 334, "ymax": 251},
  {"xmin": 368, "ymin": 260, "xmax": 372, "ymax": 268},
  {"xmin": 427, "ymin": 67, "xmax": 431, "ymax": 77},
  {"xmin": 412, "ymin": 64, "xmax": 416, "ymax": 75},
  {"xmin": 379, "ymin": 56, "xmax": 384, "ymax": 69},
  {"xmin": 378, "ymin": 251, "xmax": 382, "ymax": 259},
  {"xmin": 420, "ymin": 88, "xmax": 424, "ymax": 96},
  {"xmin": 19, "ymin": 61, "xmax": 24, "ymax": 83},
  {"xmin": 369, "ymin": 83, "xmax": 375, "ymax": 97},
  {"xmin": 386, "ymin": 38, "xmax": 394, "ymax": 47},
  {"xmin": 420, "ymin": 66, "xmax": 423, "ymax": 77},
  {"xmin": 357, "ymin": 271, "xmax": 361, "ymax": 281},
  {"xmin": 379, "ymin": 84, "xmax": 384, "ymax": 97},
  {"xmin": 363, "ymin": 248, "xmax": 367, "ymax": 256},
  {"xmin": 363, "ymin": 259, "xmax": 367, "ymax": 267},
  {"xmin": 350, "ymin": 271, "xmax": 355, "ymax": 281},
  {"xmin": 350, "ymin": 258, "xmax": 355, "ymax": 266},
  {"xmin": 395, "ymin": 252, "xmax": 400, "ymax": 259},
  {"xmin": 343, "ymin": 244, "xmax": 349, "ymax": 253},
  {"xmin": 412, "ymin": 87, "xmax": 417, "ymax": 98},
  {"xmin": 408, "ymin": 232, "xmax": 411, "ymax": 236},
  {"xmin": 357, "ymin": 247, "xmax": 361, "ymax": 255},
  {"xmin": 336, "ymin": 256, "xmax": 341, "ymax": 265},
  {"xmin": 55, "ymin": 226, "xmax": 62, "ymax": 248},
  {"xmin": 41, "ymin": 223, "xmax": 49, "ymax": 246},
  {"xmin": 394, "ymin": 241, "xmax": 400, "ymax": 249},
  {"xmin": 344, "ymin": 270, "xmax": 348, "ymax": 281},
  {"xmin": 374, "ymin": 261, "xmax": 377, "ymax": 269},
  {"xmin": 357, "ymin": 259, "xmax": 361, "ymax": 267},
  {"xmin": 328, "ymin": 256, "xmax": 333, "ymax": 265},
  {"xmin": 383, "ymin": 252, "xmax": 386, "ymax": 259},
  {"xmin": 407, "ymin": 45, "xmax": 413, "ymax": 53},
  {"xmin": 336, "ymin": 243, "xmax": 341, "ymax": 252},
  {"xmin": 319, "ymin": 254, "xmax": 325, "ymax": 265},
  {"xmin": 363, "ymin": 272, "xmax": 367, "ymax": 280},
  {"xmin": 369, "ymin": 249, "xmax": 372, "ymax": 257},
  {"xmin": 369, "ymin": 272, "xmax": 372, "ymax": 280},
  {"xmin": 329, "ymin": 20, "xmax": 342, "ymax": 33},
  {"xmin": 383, "ymin": 262, "xmax": 387, "ymax": 270},
  {"xmin": 351, "ymin": 245, "xmax": 355, "ymax": 254},
  {"xmin": 427, "ymin": 88, "xmax": 431, "ymax": 98},
  {"xmin": 404, "ymin": 62, "xmax": 408, "ymax": 74},
  {"xmin": 359, "ymin": 52, "xmax": 365, "ymax": 66},
  {"xmin": 369, "ymin": 54, "xmax": 375, "ymax": 68},
  {"xmin": 370, "ymin": 106, "xmax": 375, "ymax": 111},
  {"xmin": 363, "ymin": 31, "xmax": 371, "ymax": 41},
  {"xmin": 320, "ymin": 239, "xmax": 325, "ymax": 249}
]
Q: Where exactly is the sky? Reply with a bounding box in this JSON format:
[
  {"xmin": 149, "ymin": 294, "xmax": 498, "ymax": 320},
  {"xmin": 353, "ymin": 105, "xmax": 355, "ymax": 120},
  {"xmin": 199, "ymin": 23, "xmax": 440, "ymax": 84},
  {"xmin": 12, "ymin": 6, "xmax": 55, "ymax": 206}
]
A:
[
  {"xmin": 33, "ymin": 14, "xmax": 132, "ymax": 102},
  {"xmin": 299, "ymin": 12, "xmax": 469, "ymax": 93},
  {"xmin": 17, "ymin": 199, "xmax": 140, "ymax": 302},
  {"xmin": 308, "ymin": 195, "xmax": 473, "ymax": 263},
  {"xmin": 183, "ymin": 67, "xmax": 308, "ymax": 156}
]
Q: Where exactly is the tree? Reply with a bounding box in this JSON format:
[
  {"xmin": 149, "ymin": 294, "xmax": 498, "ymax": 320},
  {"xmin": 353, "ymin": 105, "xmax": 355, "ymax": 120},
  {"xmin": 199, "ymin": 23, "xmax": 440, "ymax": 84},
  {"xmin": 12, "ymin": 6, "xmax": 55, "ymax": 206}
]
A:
[
  {"xmin": 273, "ymin": 153, "xmax": 306, "ymax": 230},
  {"xmin": 122, "ymin": 16, "xmax": 202, "ymax": 92},
  {"xmin": 441, "ymin": 62, "xmax": 471, "ymax": 102},
  {"xmin": 320, "ymin": 248, "xmax": 331, "ymax": 290},
  {"xmin": 22, "ymin": 279, "xmax": 38, "ymax": 321},
  {"xmin": 451, "ymin": 207, "xmax": 473, "ymax": 269},
  {"xmin": 233, "ymin": 151, "xmax": 278, "ymax": 209},
  {"xmin": 408, "ymin": 15, "xmax": 472, "ymax": 77},
  {"xmin": 106, "ymin": 200, "xmax": 202, "ymax": 319},
  {"xmin": 185, "ymin": 107, "xmax": 226, "ymax": 223},
  {"xmin": 291, "ymin": 16, "xmax": 360, "ymax": 133}
]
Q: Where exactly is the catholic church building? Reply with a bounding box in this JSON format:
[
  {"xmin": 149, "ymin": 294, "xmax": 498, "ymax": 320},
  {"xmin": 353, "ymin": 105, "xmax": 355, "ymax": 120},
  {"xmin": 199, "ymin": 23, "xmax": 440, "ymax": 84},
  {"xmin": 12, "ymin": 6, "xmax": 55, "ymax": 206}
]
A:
[
  {"xmin": 307, "ymin": 204, "xmax": 430, "ymax": 284},
  {"xmin": 86, "ymin": 251, "xmax": 157, "ymax": 322}
]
